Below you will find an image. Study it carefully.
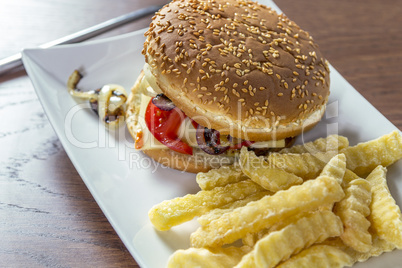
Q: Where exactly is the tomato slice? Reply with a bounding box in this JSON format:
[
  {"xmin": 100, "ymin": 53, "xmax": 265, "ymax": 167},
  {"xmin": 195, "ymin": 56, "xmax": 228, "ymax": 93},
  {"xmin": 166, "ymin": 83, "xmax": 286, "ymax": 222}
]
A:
[
  {"xmin": 190, "ymin": 119, "xmax": 199, "ymax": 129},
  {"xmin": 145, "ymin": 99, "xmax": 193, "ymax": 155},
  {"xmin": 229, "ymin": 140, "xmax": 254, "ymax": 150}
]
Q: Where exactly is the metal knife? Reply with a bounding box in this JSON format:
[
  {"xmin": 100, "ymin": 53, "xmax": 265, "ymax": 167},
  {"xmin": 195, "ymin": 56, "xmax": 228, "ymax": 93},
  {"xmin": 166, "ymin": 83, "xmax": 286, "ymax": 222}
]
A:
[{"xmin": 0, "ymin": 5, "xmax": 161, "ymax": 76}]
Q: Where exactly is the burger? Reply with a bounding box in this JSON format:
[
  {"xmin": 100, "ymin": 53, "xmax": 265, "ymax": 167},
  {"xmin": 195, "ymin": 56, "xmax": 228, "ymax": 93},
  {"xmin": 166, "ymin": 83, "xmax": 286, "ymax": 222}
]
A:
[{"xmin": 125, "ymin": 0, "xmax": 330, "ymax": 173}]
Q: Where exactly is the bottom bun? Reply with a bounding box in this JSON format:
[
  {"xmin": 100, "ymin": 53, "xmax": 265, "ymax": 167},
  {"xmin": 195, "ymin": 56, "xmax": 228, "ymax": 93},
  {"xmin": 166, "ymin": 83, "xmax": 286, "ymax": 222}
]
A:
[{"xmin": 142, "ymin": 147, "xmax": 236, "ymax": 173}]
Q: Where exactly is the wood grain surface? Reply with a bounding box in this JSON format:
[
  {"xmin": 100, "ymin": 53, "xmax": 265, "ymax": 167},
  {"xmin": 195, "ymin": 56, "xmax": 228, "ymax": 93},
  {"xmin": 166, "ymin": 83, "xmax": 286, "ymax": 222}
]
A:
[{"xmin": 0, "ymin": 0, "xmax": 401, "ymax": 267}]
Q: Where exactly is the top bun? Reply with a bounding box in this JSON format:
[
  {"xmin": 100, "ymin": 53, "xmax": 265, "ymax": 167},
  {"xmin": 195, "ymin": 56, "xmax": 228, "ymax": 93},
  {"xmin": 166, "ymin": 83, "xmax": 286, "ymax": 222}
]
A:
[{"xmin": 143, "ymin": 0, "xmax": 330, "ymax": 141}]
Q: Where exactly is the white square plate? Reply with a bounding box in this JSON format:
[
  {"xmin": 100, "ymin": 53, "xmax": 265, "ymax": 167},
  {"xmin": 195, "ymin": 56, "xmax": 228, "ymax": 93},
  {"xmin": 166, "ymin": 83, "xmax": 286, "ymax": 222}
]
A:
[{"xmin": 22, "ymin": 1, "xmax": 402, "ymax": 267}]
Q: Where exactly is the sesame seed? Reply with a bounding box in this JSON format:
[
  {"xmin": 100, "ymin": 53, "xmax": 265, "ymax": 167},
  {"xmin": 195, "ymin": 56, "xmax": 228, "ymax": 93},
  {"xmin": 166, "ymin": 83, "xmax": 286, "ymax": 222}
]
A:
[{"xmin": 144, "ymin": 0, "xmax": 330, "ymax": 124}]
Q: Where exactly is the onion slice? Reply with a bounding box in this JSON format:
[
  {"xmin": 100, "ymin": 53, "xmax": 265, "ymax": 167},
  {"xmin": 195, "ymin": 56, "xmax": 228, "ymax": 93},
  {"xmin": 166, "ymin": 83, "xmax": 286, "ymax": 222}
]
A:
[
  {"xmin": 67, "ymin": 70, "xmax": 128, "ymax": 128},
  {"xmin": 97, "ymin": 84, "xmax": 127, "ymax": 128},
  {"xmin": 196, "ymin": 125, "xmax": 230, "ymax": 155},
  {"xmin": 151, "ymin": 94, "xmax": 175, "ymax": 111},
  {"xmin": 67, "ymin": 70, "xmax": 98, "ymax": 99}
]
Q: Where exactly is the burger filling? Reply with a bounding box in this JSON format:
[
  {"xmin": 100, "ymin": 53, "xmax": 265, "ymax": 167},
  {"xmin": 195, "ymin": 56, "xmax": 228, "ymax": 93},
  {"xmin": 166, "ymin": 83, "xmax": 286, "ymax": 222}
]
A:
[{"xmin": 134, "ymin": 66, "xmax": 292, "ymax": 156}]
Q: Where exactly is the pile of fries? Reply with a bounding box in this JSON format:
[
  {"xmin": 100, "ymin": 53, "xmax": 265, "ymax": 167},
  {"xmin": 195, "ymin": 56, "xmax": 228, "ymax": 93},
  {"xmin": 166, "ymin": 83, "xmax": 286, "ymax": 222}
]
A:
[{"xmin": 148, "ymin": 131, "xmax": 402, "ymax": 267}]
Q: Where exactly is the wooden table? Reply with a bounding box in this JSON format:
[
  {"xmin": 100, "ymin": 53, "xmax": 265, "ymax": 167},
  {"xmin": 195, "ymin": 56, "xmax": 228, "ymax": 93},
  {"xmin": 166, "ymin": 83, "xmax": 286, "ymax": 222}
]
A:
[{"xmin": 1, "ymin": 0, "xmax": 401, "ymax": 267}]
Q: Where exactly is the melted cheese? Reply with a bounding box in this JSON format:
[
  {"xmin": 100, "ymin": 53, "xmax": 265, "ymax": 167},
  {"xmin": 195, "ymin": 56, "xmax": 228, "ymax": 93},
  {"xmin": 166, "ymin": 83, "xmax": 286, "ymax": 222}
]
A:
[
  {"xmin": 137, "ymin": 93, "xmax": 164, "ymax": 150},
  {"xmin": 252, "ymin": 140, "xmax": 285, "ymax": 148},
  {"xmin": 143, "ymin": 63, "xmax": 163, "ymax": 95}
]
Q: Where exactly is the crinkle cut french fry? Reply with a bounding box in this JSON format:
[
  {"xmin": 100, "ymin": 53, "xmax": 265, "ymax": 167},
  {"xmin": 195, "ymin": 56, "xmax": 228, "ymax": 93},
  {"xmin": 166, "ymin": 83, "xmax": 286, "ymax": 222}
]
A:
[
  {"xmin": 324, "ymin": 234, "xmax": 396, "ymax": 264},
  {"xmin": 244, "ymin": 214, "xmax": 317, "ymax": 248},
  {"xmin": 148, "ymin": 180, "xmax": 264, "ymax": 231},
  {"xmin": 342, "ymin": 169, "xmax": 361, "ymax": 188},
  {"xmin": 276, "ymin": 245, "xmax": 354, "ymax": 268},
  {"xmin": 196, "ymin": 164, "xmax": 248, "ymax": 190},
  {"xmin": 235, "ymin": 211, "xmax": 343, "ymax": 268},
  {"xmin": 190, "ymin": 176, "xmax": 345, "ymax": 248},
  {"xmin": 350, "ymin": 234, "xmax": 396, "ymax": 263},
  {"xmin": 366, "ymin": 165, "xmax": 402, "ymax": 249},
  {"xmin": 267, "ymin": 151, "xmax": 338, "ymax": 180},
  {"xmin": 242, "ymin": 229, "xmax": 269, "ymax": 248},
  {"xmin": 269, "ymin": 211, "xmax": 319, "ymax": 234},
  {"xmin": 279, "ymin": 134, "xmax": 349, "ymax": 154},
  {"xmin": 167, "ymin": 246, "xmax": 251, "ymax": 268},
  {"xmin": 341, "ymin": 130, "xmax": 402, "ymax": 177},
  {"xmin": 319, "ymin": 153, "xmax": 346, "ymax": 184},
  {"xmin": 334, "ymin": 178, "xmax": 372, "ymax": 252},
  {"xmin": 317, "ymin": 154, "xmax": 347, "ymax": 210},
  {"xmin": 198, "ymin": 191, "xmax": 270, "ymax": 226},
  {"xmin": 241, "ymin": 213, "xmax": 315, "ymax": 248},
  {"xmin": 240, "ymin": 147, "xmax": 303, "ymax": 192}
]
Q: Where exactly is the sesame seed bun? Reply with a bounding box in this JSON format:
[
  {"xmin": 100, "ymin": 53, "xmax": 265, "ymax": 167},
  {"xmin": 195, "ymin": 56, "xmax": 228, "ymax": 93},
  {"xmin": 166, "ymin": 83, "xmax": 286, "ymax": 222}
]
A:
[{"xmin": 143, "ymin": 0, "xmax": 330, "ymax": 141}]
